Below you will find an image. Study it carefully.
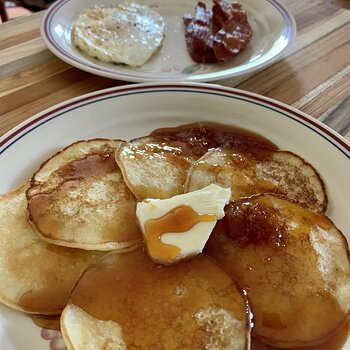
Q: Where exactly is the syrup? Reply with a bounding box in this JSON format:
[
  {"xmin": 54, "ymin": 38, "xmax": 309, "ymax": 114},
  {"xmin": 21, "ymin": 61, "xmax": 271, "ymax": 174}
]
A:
[
  {"xmin": 17, "ymin": 244, "xmax": 104, "ymax": 313},
  {"xmin": 55, "ymin": 150, "xmax": 117, "ymax": 180},
  {"xmin": 30, "ymin": 314, "xmax": 61, "ymax": 330},
  {"xmin": 251, "ymin": 321, "xmax": 349, "ymax": 349},
  {"xmin": 27, "ymin": 148, "xmax": 140, "ymax": 243},
  {"xmin": 70, "ymin": 249, "xmax": 250, "ymax": 349},
  {"xmin": 206, "ymin": 195, "xmax": 347, "ymax": 348},
  {"xmin": 151, "ymin": 122, "xmax": 278, "ymax": 159},
  {"xmin": 224, "ymin": 199, "xmax": 286, "ymax": 249},
  {"xmin": 144, "ymin": 205, "xmax": 215, "ymax": 260},
  {"xmin": 27, "ymin": 150, "xmax": 118, "ymax": 235}
]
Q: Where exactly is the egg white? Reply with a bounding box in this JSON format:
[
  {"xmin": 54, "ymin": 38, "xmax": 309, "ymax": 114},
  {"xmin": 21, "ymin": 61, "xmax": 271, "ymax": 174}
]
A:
[{"xmin": 72, "ymin": 2, "xmax": 166, "ymax": 67}]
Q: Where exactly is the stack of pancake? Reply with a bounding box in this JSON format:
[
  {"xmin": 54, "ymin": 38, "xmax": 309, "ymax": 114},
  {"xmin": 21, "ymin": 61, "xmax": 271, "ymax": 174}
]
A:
[{"xmin": 0, "ymin": 122, "xmax": 349, "ymax": 349}]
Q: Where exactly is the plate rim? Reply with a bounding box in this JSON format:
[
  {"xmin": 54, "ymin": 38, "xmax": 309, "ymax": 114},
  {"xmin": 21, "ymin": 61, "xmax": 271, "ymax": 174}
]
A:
[
  {"xmin": 1, "ymin": 82, "xmax": 349, "ymax": 158},
  {"xmin": 40, "ymin": 0, "xmax": 297, "ymax": 83}
]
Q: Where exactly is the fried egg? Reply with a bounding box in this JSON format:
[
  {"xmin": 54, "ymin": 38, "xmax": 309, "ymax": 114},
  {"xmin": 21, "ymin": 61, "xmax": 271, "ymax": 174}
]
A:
[{"xmin": 72, "ymin": 2, "xmax": 166, "ymax": 67}]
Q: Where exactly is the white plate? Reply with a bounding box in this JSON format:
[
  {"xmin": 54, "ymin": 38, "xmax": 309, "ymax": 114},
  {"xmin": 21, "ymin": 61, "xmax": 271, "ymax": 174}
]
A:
[
  {"xmin": 0, "ymin": 83, "xmax": 349, "ymax": 349},
  {"xmin": 41, "ymin": 0, "xmax": 296, "ymax": 82}
]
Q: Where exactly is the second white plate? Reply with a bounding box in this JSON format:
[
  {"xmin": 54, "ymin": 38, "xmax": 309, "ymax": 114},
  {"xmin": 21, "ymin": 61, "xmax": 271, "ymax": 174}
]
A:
[{"xmin": 41, "ymin": 0, "xmax": 296, "ymax": 82}]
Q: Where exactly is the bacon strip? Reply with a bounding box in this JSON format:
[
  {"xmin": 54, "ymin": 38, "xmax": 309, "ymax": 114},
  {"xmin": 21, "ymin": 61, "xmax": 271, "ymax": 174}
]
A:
[
  {"xmin": 183, "ymin": 0, "xmax": 252, "ymax": 63},
  {"xmin": 183, "ymin": 2, "xmax": 217, "ymax": 63}
]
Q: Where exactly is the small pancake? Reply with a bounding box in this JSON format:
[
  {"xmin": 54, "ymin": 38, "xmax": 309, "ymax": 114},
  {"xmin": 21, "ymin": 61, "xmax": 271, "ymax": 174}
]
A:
[
  {"xmin": 205, "ymin": 194, "xmax": 350, "ymax": 348},
  {"xmin": 0, "ymin": 184, "xmax": 106, "ymax": 315},
  {"xmin": 27, "ymin": 139, "xmax": 142, "ymax": 250},
  {"xmin": 62, "ymin": 249, "xmax": 251, "ymax": 350},
  {"xmin": 61, "ymin": 304, "xmax": 127, "ymax": 350},
  {"xmin": 115, "ymin": 137, "xmax": 194, "ymax": 200},
  {"xmin": 185, "ymin": 148, "xmax": 327, "ymax": 212}
]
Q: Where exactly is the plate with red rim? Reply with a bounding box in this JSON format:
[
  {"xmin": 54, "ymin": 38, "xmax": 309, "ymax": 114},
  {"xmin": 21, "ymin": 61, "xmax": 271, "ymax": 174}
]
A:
[
  {"xmin": 0, "ymin": 82, "xmax": 349, "ymax": 349},
  {"xmin": 40, "ymin": 0, "xmax": 296, "ymax": 82}
]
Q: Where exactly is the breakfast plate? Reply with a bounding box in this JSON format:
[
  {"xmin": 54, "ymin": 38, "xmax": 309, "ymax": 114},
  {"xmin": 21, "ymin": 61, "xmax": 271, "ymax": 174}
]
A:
[
  {"xmin": 0, "ymin": 83, "xmax": 350, "ymax": 350},
  {"xmin": 41, "ymin": 0, "xmax": 296, "ymax": 82}
]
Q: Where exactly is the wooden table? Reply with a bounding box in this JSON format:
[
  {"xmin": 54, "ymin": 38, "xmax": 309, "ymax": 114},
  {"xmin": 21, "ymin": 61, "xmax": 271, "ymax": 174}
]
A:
[{"xmin": 0, "ymin": 0, "xmax": 350, "ymax": 142}]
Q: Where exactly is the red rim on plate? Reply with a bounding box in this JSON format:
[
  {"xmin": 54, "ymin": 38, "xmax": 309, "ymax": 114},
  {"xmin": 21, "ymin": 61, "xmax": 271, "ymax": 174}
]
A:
[{"xmin": 1, "ymin": 83, "xmax": 349, "ymax": 156}]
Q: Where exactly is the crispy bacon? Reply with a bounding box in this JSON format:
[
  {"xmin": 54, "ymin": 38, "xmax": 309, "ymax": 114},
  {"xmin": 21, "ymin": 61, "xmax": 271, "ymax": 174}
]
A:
[
  {"xmin": 213, "ymin": 0, "xmax": 248, "ymax": 26},
  {"xmin": 183, "ymin": 2, "xmax": 217, "ymax": 63},
  {"xmin": 183, "ymin": 0, "xmax": 252, "ymax": 63}
]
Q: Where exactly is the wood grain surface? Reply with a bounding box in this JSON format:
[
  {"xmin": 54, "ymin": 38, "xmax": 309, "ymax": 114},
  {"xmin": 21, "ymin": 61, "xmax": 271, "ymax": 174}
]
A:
[{"xmin": 0, "ymin": 0, "xmax": 349, "ymax": 141}]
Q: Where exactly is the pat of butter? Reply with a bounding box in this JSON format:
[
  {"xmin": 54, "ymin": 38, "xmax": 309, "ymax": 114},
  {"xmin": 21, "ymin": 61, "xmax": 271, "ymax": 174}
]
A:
[{"xmin": 136, "ymin": 184, "xmax": 231, "ymax": 265}]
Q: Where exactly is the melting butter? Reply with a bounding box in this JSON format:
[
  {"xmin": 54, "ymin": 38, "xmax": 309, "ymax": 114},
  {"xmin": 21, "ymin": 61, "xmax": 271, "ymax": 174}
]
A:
[{"xmin": 136, "ymin": 184, "xmax": 231, "ymax": 265}]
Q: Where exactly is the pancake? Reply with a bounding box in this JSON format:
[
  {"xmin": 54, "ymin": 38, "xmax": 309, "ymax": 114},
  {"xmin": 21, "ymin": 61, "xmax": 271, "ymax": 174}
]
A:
[
  {"xmin": 0, "ymin": 184, "xmax": 106, "ymax": 315},
  {"xmin": 115, "ymin": 137, "xmax": 194, "ymax": 200},
  {"xmin": 27, "ymin": 139, "xmax": 142, "ymax": 250},
  {"xmin": 30, "ymin": 314, "xmax": 61, "ymax": 330},
  {"xmin": 185, "ymin": 148, "xmax": 327, "ymax": 212},
  {"xmin": 205, "ymin": 194, "xmax": 350, "ymax": 348},
  {"xmin": 61, "ymin": 249, "xmax": 251, "ymax": 350},
  {"xmin": 61, "ymin": 304, "xmax": 127, "ymax": 350}
]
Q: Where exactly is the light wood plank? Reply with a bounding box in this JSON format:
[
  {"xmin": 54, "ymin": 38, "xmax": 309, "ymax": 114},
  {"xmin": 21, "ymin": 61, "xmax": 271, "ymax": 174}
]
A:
[
  {"xmin": 0, "ymin": 37, "xmax": 47, "ymax": 67},
  {"xmin": 292, "ymin": 65, "xmax": 350, "ymax": 116},
  {"xmin": 319, "ymin": 95, "xmax": 350, "ymax": 136},
  {"xmin": 0, "ymin": 75, "xmax": 122, "ymax": 135},
  {"xmin": 0, "ymin": 37, "xmax": 53, "ymax": 79},
  {"xmin": 0, "ymin": 59, "xmax": 70, "ymax": 96},
  {"xmin": 0, "ymin": 11, "xmax": 42, "ymax": 41},
  {"xmin": 291, "ymin": 9, "xmax": 350, "ymax": 51},
  {"xmin": 222, "ymin": 9, "xmax": 350, "ymax": 90},
  {"xmin": 237, "ymin": 23, "xmax": 350, "ymax": 107},
  {"xmin": 279, "ymin": 0, "xmax": 324, "ymax": 15},
  {"xmin": 0, "ymin": 29, "xmax": 40, "ymax": 51},
  {"xmin": 0, "ymin": 68, "xmax": 94, "ymax": 115},
  {"xmin": 292, "ymin": 2, "xmax": 340, "ymax": 31}
]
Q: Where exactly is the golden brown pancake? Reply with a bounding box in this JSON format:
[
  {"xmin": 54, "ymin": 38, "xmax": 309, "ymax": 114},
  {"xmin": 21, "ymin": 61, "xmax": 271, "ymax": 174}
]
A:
[
  {"xmin": 185, "ymin": 148, "xmax": 327, "ymax": 212},
  {"xmin": 62, "ymin": 249, "xmax": 251, "ymax": 350},
  {"xmin": 0, "ymin": 184, "xmax": 106, "ymax": 315},
  {"xmin": 205, "ymin": 194, "xmax": 350, "ymax": 348},
  {"xmin": 115, "ymin": 136, "xmax": 194, "ymax": 200},
  {"xmin": 27, "ymin": 139, "xmax": 142, "ymax": 250}
]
